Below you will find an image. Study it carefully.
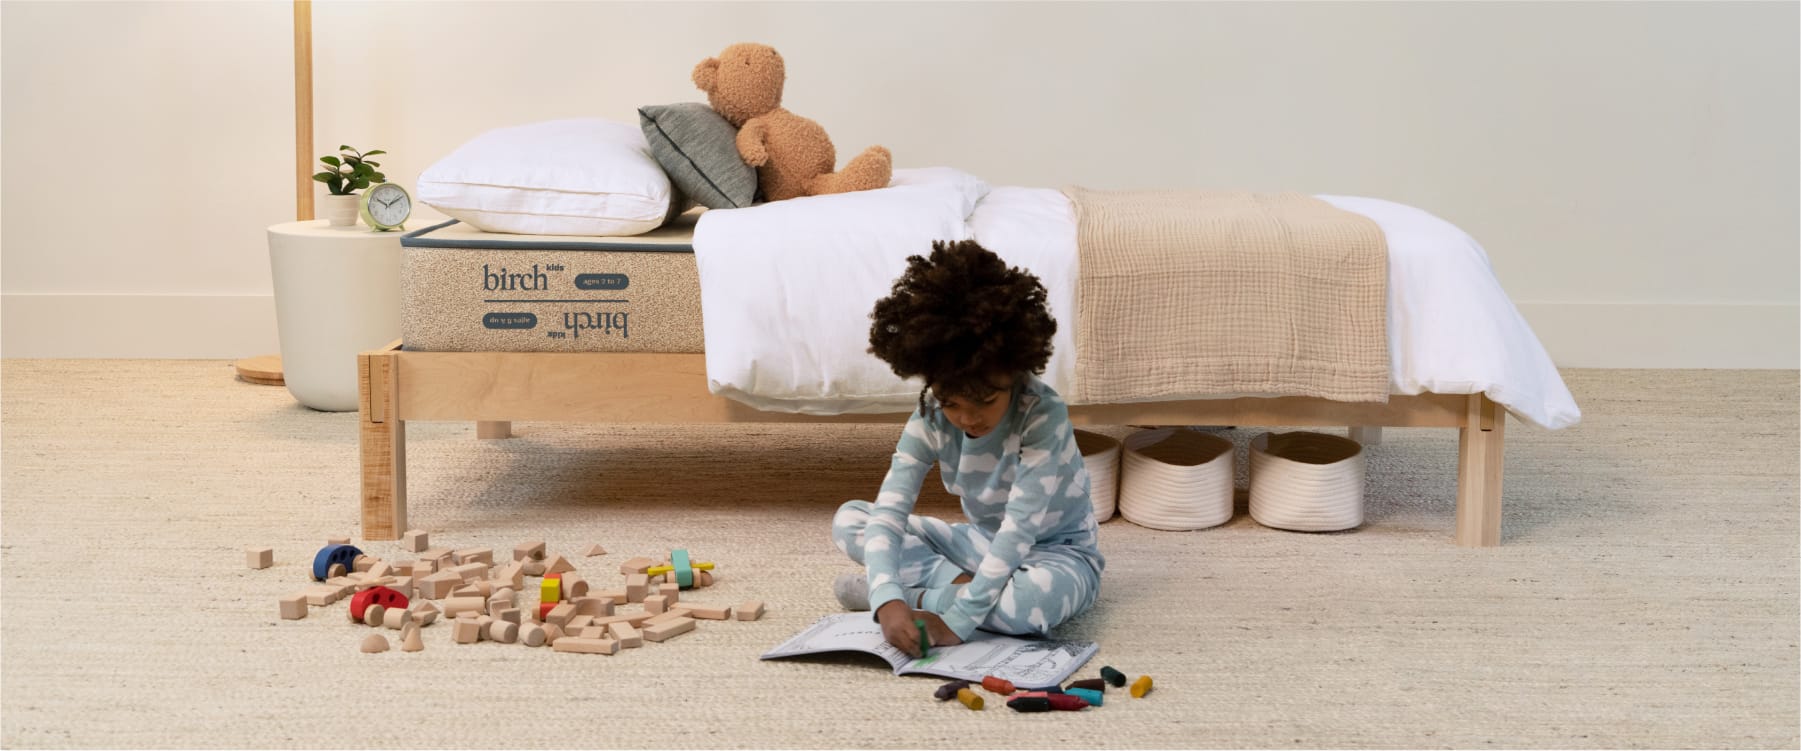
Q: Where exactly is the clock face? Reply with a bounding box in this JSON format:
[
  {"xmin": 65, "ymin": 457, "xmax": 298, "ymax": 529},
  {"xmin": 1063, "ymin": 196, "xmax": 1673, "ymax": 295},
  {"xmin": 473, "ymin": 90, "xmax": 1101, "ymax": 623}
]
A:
[{"xmin": 366, "ymin": 184, "xmax": 411, "ymax": 228}]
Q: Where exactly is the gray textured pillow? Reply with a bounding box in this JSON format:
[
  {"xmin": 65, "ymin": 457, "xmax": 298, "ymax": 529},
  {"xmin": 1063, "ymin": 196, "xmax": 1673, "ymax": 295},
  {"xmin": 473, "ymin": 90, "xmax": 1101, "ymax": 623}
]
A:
[{"xmin": 639, "ymin": 103, "xmax": 758, "ymax": 209}]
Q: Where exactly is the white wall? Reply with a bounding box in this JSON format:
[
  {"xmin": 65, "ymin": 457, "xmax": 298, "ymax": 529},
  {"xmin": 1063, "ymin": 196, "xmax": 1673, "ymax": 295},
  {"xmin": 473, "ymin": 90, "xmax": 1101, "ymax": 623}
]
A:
[{"xmin": 4, "ymin": 1, "xmax": 1796, "ymax": 366}]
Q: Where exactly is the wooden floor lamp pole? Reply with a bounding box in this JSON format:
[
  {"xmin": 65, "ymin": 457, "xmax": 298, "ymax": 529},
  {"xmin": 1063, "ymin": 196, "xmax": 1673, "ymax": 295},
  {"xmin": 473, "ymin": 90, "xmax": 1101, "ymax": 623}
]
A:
[{"xmin": 294, "ymin": 0, "xmax": 313, "ymax": 221}]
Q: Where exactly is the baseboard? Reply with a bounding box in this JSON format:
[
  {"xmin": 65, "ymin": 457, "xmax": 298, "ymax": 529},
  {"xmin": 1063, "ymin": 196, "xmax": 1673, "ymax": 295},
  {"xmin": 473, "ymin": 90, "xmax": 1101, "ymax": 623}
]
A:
[
  {"xmin": 2, "ymin": 294, "xmax": 1794, "ymax": 367},
  {"xmin": 1516, "ymin": 301, "xmax": 1799, "ymax": 369},
  {"xmin": 1, "ymin": 293, "xmax": 279, "ymax": 358}
]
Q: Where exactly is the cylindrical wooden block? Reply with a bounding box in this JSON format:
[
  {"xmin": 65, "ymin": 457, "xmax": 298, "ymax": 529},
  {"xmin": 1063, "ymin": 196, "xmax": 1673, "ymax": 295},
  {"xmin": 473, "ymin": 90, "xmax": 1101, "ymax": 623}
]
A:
[
  {"xmin": 697, "ymin": 570, "xmax": 714, "ymax": 587},
  {"xmin": 487, "ymin": 620, "xmax": 519, "ymax": 644},
  {"xmin": 363, "ymin": 604, "xmax": 387, "ymax": 627},
  {"xmin": 327, "ymin": 563, "xmax": 348, "ymax": 579},
  {"xmin": 383, "ymin": 607, "xmax": 411, "ymax": 630},
  {"xmin": 521, "ymin": 561, "xmax": 546, "ymax": 577},
  {"xmin": 541, "ymin": 623, "xmax": 563, "ymax": 646},
  {"xmin": 521, "ymin": 623, "xmax": 546, "ymax": 647},
  {"xmin": 442, "ymin": 597, "xmax": 486, "ymax": 617}
]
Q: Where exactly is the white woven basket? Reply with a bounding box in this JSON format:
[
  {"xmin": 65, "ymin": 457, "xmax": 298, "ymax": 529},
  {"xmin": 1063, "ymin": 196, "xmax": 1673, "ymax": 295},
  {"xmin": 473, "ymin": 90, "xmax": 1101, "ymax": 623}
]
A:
[
  {"xmin": 1248, "ymin": 431, "xmax": 1365, "ymax": 532},
  {"xmin": 1118, "ymin": 428, "xmax": 1236, "ymax": 530},
  {"xmin": 1074, "ymin": 430, "xmax": 1122, "ymax": 523}
]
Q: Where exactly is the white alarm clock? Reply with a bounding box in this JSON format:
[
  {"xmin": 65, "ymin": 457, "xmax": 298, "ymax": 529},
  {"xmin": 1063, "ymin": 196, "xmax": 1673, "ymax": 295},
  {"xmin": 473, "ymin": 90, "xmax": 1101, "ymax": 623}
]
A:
[{"xmin": 359, "ymin": 183, "xmax": 412, "ymax": 231}]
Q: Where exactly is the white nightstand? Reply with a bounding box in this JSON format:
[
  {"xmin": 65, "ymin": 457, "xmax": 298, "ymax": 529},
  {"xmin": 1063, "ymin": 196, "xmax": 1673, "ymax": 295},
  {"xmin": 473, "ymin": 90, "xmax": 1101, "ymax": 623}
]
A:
[{"xmin": 267, "ymin": 220, "xmax": 403, "ymax": 412}]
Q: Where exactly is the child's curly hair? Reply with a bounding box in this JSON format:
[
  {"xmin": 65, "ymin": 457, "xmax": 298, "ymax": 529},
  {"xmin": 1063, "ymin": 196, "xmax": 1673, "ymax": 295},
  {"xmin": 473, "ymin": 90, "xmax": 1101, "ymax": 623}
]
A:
[{"xmin": 867, "ymin": 239, "xmax": 1056, "ymax": 411}]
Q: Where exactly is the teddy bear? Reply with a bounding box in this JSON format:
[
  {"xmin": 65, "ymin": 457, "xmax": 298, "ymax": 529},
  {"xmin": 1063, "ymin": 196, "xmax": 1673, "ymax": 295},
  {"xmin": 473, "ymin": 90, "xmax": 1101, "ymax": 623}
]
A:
[{"xmin": 692, "ymin": 43, "xmax": 892, "ymax": 203}]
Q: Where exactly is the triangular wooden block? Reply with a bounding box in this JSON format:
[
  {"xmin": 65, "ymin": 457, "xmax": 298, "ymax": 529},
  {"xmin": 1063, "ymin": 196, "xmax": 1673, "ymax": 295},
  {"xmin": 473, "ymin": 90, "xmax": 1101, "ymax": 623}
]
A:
[
  {"xmin": 400, "ymin": 624, "xmax": 424, "ymax": 652},
  {"xmin": 361, "ymin": 633, "xmax": 390, "ymax": 653},
  {"xmin": 543, "ymin": 554, "xmax": 577, "ymax": 574},
  {"xmin": 584, "ymin": 544, "xmax": 607, "ymax": 557}
]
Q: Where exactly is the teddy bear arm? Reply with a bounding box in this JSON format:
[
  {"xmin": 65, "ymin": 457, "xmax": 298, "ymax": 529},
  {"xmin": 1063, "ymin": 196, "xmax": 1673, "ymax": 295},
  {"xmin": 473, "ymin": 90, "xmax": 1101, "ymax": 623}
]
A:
[{"xmin": 735, "ymin": 119, "xmax": 771, "ymax": 168}]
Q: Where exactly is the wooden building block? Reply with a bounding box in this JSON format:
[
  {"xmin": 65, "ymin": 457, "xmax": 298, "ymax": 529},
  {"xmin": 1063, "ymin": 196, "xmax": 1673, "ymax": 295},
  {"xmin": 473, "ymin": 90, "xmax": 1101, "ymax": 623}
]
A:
[
  {"xmin": 643, "ymin": 595, "xmax": 669, "ymax": 615},
  {"xmin": 360, "ymin": 633, "xmax": 389, "ymax": 653},
  {"xmin": 279, "ymin": 594, "xmax": 307, "ymax": 620},
  {"xmin": 578, "ymin": 626, "xmax": 606, "ymax": 639},
  {"xmin": 452, "ymin": 548, "xmax": 493, "ymax": 566},
  {"xmin": 513, "ymin": 541, "xmax": 546, "ymax": 562},
  {"xmin": 540, "ymin": 623, "xmax": 563, "ymax": 646},
  {"xmin": 487, "ymin": 620, "xmax": 519, "ymax": 643},
  {"xmin": 658, "ymin": 583, "xmax": 680, "ymax": 600},
  {"xmin": 363, "ymin": 604, "xmax": 387, "ymax": 627},
  {"xmin": 328, "ymin": 536, "xmax": 351, "ymax": 545},
  {"xmin": 418, "ymin": 547, "xmax": 453, "ymax": 564},
  {"xmin": 326, "ymin": 563, "xmax": 348, "ymax": 580},
  {"xmin": 451, "ymin": 618, "xmax": 482, "ymax": 644},
  {"xmin": 697, "ymin": 570, "xmax": 714, "ymax": 587},
  {"xmin": 521, "ymin": 623, "xmax": 547, "ymax": 647},
  {"xmin": 588, "ymin": 613, "xmax": 656, "ymax": 629},
  {"xmin": 303, "ymin": 585, "xmax": 341, "ymax": 606},
  {"xmin": 541, "ymin": 577, "xmax": 561, "ymax": 604},
  {"xmin": 584, "ymin": 543, "xmax": 606, "ymax": 557},
  {"xmin": 247, "ymin": 547, "xmax": 274, "ymax": 570},
  {"xmin": 684, "ymin": 604, "xmax": 732, "ymax": 621},
  {"xmin": 626, "ymin": 574, "xmax": 650, "ymax": 603},
  {"xmin": 441, "ymin": 597, "xmax": 487, "ymax": 618},
  {"xmin": 546, "ymin": 603, "xmax": 576, "ymax": 628},
  {"xmin": 609, "ymin": 622, "xmax": 643, "ymax": 649},
  {"xmin": 400, "ymin": 623, "xmax": 424, "ymax": 652},
  {"xmin": 352, "ymin": 555, "xmax": 376, "ymax": 573},
  {"xmin": 417, "ymin": 572, "xmax": 461, "ymax": 600},
  {"xmin": 542, "ymin": 554, "xmax": 576, "ymax": 575},
  {"xmin": 566, "ymin": 615, "xmax": 593, "ymax": 630},
  {"xmin": 571, "ymin": 597, "xmax": 614, "ymax": 617},
  {"xmin": 619, "ymin": 557, "xmax": 656, "ymax": 575},
  {"xmin": 642, "ymin": 617, "xmax": 696, "ymax": 643},
  {"xmin": 450, "ymin": 563, "xmax": 490, "ymax": 582},
  {"xmin": 521, "ymin": 560, "xmax": 546, "ymax": 577},
  {"xmin": 734, "ymin": 601, "xmax": 766, "ymax": 621},
  {"xmin": 644, "ymin": 608, "xmax": 692, "ymax": 626},
  {"xmin": 496, "ymin": 561, "xmax": 526, "ymax": 588},
  {"xmin": 366, "ymin": 560, "xmax": 393, "ymax": 579},
  {"xmin": 562, "ymin": 575, "xmax": 590, "ymax": 599},
  {"xmin": 496, "ymin": 608, "xmax": 521, "ymax": 625},
  {"xmin": 401, "ymin": 529, "xmax": 429, "ymax": 553},
  {"xmin": 552, "ymin": 637, "xmax": 618, "ymax": 655},
  {"xmin": 383, "ymin": 608, "xmax": 412, "ymax": 630},
  {"xmin": 410, "ymin": 558, "xmax": 436, "ymax": 575},
  {"xmin": 594, "ymin": 590, "xmax": 628, "ymax": 603}
]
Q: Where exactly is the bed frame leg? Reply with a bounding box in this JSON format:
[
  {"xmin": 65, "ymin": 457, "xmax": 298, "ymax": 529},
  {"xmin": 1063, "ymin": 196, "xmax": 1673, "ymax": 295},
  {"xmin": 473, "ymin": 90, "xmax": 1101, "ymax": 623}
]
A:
[
  {"xmin": 477, "ymin": 421, "xmax": 512, "ymax": 439},
  {"xmin": 1454, "ymin": 394, "xmax": 1504, "ymax": 547},
  {"xmin": 1348, "ymin": 426, "xmax": 1383, "ymax": 446},
  {"xmin": 359, "ymin": 347, "xmax": 407, "ymax": 540}
]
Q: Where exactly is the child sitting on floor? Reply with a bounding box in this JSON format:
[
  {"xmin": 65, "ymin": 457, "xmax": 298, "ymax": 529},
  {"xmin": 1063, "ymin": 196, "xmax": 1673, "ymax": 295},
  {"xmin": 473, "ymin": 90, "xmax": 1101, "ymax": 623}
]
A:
[{"xmin": 830, "ymin": 239, "xmax": 1105, "ymax": 656}]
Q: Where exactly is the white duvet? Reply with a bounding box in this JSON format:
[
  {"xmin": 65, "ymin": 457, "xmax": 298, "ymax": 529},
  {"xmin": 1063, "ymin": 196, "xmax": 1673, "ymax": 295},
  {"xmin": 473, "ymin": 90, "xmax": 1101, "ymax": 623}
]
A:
[{"xmin": 693, "ymin": 168, "xmax": 1580, "ymax": 430}]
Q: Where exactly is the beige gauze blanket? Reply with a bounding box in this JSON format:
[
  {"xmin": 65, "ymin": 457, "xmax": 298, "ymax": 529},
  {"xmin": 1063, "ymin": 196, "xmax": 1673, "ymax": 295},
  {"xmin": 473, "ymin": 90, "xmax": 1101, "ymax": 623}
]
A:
[{"xmin": 1062, "ymin": 188, "xmax": 1390, "ymax": 404}]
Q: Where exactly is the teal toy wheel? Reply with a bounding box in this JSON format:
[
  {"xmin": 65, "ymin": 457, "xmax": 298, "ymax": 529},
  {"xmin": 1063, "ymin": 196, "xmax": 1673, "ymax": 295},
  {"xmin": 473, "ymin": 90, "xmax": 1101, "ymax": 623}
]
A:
[{"xmin": 671, "ymin": 549, "xmax": 694, "ymax": 589}]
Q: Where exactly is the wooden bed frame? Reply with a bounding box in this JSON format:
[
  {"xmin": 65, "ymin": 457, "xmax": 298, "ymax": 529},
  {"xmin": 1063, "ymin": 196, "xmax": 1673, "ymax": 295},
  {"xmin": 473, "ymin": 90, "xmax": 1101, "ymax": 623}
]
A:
[{"xmin": 357, "ymin": 340, "xmax": 1507, "ymax": 547}]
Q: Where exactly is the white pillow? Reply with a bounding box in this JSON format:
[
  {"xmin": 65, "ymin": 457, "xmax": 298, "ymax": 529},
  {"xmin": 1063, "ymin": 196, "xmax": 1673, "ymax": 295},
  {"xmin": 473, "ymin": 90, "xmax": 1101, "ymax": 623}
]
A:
[{"xmin": 417, "ymin": 118, "xmax": 674, "ymax": 236}]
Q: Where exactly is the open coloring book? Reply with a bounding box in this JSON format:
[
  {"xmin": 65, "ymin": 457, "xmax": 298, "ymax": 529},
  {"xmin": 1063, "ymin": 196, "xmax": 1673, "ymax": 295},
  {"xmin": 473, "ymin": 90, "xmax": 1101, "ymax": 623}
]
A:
[{"xmin": 761, "ymin": 612, "xmax": 1098, "ymax": 690}]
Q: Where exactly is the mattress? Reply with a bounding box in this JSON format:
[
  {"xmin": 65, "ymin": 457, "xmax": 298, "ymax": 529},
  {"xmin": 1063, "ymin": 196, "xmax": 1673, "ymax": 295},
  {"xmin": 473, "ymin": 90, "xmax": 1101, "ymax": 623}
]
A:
[{"xmin": 399, "ymin": 212, "xmax": 704, "ymax": 353}]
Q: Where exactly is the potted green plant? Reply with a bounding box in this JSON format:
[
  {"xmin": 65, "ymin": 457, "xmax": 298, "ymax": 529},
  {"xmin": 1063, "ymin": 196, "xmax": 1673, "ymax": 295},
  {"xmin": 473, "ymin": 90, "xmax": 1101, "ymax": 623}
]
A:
[{"xmin": 313, "ymin": 145, "xmax": 387, "ymax": 226}]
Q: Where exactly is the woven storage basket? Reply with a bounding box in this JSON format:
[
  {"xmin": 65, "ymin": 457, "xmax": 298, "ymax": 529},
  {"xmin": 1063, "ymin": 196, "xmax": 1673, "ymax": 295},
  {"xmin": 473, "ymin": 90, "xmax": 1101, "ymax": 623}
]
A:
[
  {"xmin": 1118, "ymin": 428, "xmax": 1236, "ymax": 530},
  {"xmin": 1248, "ymin": 431, "xmax": 1365, "ymax": 532},
  {"xmin": 1074, "ymin": 430, "xmax": 1122, "ymax": 523}
]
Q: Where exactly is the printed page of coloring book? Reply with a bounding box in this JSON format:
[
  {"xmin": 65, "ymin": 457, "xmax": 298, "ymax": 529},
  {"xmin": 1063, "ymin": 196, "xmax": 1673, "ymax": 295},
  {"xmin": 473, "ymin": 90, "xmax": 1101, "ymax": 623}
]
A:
[{"xmin": 760, "ymin": 612, "xmax": 1098, "ymax": 689}]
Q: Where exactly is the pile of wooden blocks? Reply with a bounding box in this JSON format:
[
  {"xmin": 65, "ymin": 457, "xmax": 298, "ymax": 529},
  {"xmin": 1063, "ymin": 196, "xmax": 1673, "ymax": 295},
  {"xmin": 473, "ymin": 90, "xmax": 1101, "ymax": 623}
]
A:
[{"xmin": 256, "ymin": 532, "xmax": 766, "ymax": 655}]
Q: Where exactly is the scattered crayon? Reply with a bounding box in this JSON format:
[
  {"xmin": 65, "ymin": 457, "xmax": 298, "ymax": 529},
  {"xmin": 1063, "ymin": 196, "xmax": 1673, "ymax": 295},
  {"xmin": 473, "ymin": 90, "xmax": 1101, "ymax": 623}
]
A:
[
  {"xmin": 1100, "ymin": 665, "xmax": 1128, "ymax": 687},
  {"xmin": 916, "ymin": 619, "xmax": 929, "ymax": 658},
  {"xmin": 1130, "ymin": 675, "xmax": 1153, "ymax": 698},
  {"xmin": 981, "ymin": 675, "xmax": 1016, "ymax": 695},
  {"xmin": 957, "ymin": 687, "xmax": 984, "ymax": 710},
  {"xmin": 1007, "ymin": 696, "xmax": 1052, "ymax": 713},
  {"xmin": 1067, "ymin": 687, "xmax": 1104, "ymax": 706},
  {"xmin": 1068, "ymin": 678, "xmax": 1107, "ymax": 692},
  {"xmin": 934, "ymin": 680, "xmax": 971, "ymax": 701}
]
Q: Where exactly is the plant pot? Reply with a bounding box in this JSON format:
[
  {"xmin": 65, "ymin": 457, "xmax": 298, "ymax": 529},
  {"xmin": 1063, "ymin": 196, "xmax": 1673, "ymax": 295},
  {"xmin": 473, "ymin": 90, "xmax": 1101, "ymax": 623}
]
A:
[{"xmin": 320, "ymin": 193, "xmax": 360, "ymax": 227}]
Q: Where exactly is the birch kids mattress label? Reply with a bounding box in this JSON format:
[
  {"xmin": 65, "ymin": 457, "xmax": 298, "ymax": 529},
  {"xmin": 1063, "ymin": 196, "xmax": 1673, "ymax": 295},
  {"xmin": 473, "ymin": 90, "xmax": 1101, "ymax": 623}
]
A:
[{"xmin": 399, "ymin": 222, "xmax": 704, "ymax": 353}]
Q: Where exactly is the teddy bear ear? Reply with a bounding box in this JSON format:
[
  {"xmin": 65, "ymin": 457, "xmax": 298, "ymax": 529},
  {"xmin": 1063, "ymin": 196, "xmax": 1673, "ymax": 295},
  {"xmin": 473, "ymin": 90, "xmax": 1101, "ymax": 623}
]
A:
[{"xmin": 691, "ymin": 57, "xmax": 719, "ymax": 92}]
